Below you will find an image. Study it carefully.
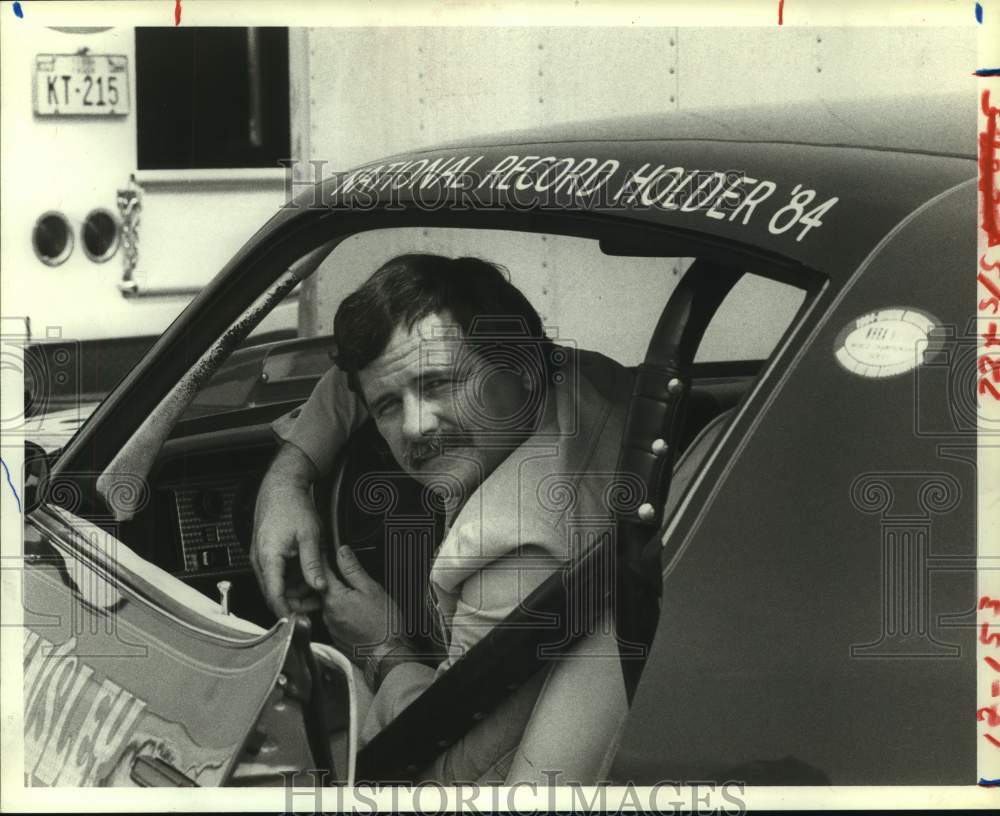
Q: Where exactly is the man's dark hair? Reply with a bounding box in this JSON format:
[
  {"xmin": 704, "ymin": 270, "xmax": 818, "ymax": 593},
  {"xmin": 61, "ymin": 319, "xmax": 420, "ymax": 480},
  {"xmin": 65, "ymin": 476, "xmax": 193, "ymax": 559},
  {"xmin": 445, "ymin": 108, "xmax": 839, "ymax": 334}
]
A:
[{"xmin": 333, "ymin": 254, "xmax": 552, "ymax": 393}]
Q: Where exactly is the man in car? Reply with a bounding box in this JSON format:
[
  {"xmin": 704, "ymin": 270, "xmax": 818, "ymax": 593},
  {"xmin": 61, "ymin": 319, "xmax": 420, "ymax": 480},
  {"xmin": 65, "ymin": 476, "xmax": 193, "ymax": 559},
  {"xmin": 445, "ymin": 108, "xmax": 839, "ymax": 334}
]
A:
[{"xmin": 251, "ymin": 253, "xmax": 632, "ymax": 781}]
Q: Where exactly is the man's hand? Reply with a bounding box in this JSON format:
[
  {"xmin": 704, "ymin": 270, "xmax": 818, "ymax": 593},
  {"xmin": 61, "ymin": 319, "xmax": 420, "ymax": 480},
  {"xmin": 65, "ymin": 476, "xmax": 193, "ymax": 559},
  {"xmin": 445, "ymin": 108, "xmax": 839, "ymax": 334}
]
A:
[
  {"xmin": 250, "ymin": 443, "xmax": 326, "ymax": 618},
  {"xmin": 321, "ymin": 546, "xmax": 406, "ymax": 662}
]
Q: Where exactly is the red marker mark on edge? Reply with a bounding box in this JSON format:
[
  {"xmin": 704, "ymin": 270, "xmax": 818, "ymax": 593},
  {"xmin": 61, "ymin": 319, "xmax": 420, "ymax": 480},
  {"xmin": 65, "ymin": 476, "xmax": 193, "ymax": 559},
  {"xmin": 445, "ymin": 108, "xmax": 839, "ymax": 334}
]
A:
[
  {"xmin": 174, "ymin": 0, "xmax": 182, "ymax": 26},
  {"xmin": 778, "ymin": 0, "xmax": 784, "ymax": 25},
  {"xmin": 980, "ymin": 90, "xmax": 1000, "ymax": 248}
]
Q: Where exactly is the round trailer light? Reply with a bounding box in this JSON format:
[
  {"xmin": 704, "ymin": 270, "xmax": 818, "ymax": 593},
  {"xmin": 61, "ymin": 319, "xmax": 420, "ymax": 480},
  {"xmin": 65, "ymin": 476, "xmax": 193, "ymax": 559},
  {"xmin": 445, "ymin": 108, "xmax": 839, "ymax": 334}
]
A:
[
  {"xmin": 32, "ymin": 212, "xmax": 74, "ymax": 266},
  {"xmin": 81, "ymin": 209, "xmax": 120, "ymax": 262}
]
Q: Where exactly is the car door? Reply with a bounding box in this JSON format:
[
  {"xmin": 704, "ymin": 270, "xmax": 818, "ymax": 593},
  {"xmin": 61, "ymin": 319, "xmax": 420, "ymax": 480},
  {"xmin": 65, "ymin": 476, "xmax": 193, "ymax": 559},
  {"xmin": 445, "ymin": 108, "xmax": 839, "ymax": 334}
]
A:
[{"xmin": 22, "ymin": 505, "xmax": 299, "ymax": 786}]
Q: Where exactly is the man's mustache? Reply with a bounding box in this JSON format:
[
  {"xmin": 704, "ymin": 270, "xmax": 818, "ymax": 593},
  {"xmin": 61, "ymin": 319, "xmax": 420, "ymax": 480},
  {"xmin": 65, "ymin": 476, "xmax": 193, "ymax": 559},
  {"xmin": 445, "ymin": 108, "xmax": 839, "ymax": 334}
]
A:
[{"xmin": 404, "ymin": 432, "xmax": 476, "ymax": 468}]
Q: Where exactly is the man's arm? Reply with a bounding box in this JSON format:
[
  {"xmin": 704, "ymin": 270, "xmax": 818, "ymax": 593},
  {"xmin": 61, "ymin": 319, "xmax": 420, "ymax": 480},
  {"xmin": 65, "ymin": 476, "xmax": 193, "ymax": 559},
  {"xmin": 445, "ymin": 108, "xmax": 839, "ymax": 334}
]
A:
[
  {"xmin": 250, "ymin": 441, "xmax": 325, "ymax": 616},
  {"xmin": 251, "ymin": 364, "xmax": 367, "ymax": 616}
]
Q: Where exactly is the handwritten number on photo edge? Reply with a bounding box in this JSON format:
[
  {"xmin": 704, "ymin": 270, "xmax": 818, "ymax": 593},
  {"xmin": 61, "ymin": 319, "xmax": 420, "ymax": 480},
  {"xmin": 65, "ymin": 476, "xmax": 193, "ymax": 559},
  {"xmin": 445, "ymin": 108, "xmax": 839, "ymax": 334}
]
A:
[
  {"xmin": 981, "ymin": 596, "xmax": 1000, "ymax": 615},
  {"xmin": 981, "ymin": 622, "xmax": 1000, "ymax": 647},
  {"xmin": 979, "ymin": 706, "xmax": 1000, "ymax": 728},
  {"xmin": 984, "ymin": 323, "xmax": 1000, "ymax": 348},
  {"xmin": 979, "ymin": 352, "xmax": 1000, "ymax": 399}
]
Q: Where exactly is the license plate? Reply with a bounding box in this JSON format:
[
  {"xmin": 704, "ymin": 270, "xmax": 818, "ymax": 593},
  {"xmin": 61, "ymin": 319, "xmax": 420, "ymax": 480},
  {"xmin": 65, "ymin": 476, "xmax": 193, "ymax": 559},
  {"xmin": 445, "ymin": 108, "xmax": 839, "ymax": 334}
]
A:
[{"xmin": 34, "ymin": 53, "xmax": 129, "ymax": 116}]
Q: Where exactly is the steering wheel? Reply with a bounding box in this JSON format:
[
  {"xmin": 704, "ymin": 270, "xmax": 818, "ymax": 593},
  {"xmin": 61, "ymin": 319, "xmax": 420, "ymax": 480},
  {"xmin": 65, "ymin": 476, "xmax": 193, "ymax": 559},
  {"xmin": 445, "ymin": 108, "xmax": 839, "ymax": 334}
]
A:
[{"xmin": 314, "ymin": 418, "xmax": 446, "ymax": 659}]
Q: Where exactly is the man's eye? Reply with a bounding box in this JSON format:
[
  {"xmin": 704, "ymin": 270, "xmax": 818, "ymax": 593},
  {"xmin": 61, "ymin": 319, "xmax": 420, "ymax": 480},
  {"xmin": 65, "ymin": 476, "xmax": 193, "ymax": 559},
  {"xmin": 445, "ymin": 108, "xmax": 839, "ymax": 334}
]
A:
[
  {"xmin": 424, "ymin": 377, "xmax": 452, "ymax": 392},
  {"xmin": 375, "ymin": 398, "xmax": 401, "ymax": 418}
]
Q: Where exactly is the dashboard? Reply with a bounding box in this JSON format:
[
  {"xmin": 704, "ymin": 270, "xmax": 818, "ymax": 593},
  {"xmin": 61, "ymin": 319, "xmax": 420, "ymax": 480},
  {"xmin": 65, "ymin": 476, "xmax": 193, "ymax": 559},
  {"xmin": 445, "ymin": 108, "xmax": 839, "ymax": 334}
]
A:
[
  {"xmin": 118, "ymin": 423, "xmax": 282, "ymax": 626},
  {"xmin": 159, "ymin": 474, "xmax": 257, "ymax": 576}
]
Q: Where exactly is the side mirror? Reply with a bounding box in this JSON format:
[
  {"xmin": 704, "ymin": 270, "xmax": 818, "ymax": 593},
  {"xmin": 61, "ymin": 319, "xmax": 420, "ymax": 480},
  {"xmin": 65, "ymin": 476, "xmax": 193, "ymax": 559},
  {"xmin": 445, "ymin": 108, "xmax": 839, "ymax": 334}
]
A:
[{"xmin": 24, "ymin": 440, "xmax": 50, "ymax": 514}]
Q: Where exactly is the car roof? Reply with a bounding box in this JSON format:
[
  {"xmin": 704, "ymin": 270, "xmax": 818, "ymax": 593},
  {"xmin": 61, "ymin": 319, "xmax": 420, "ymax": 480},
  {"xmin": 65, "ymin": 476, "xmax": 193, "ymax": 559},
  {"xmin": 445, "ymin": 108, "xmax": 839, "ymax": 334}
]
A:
[
  {"xmin": 420, "ymin": 93, "xmax": 975, "ymax": 160},
  {"xmin": 256, "ymin": 90, "xmax": 978, "ymax": 293}
]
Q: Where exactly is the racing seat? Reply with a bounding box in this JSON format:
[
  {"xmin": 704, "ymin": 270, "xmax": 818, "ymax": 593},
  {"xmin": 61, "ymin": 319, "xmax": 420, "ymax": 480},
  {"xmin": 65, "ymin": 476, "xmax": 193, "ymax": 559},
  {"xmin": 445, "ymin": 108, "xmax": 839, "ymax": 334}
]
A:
[{"xmin": 502, "ymin": 408, "xmax": 734, "ymax": 783}]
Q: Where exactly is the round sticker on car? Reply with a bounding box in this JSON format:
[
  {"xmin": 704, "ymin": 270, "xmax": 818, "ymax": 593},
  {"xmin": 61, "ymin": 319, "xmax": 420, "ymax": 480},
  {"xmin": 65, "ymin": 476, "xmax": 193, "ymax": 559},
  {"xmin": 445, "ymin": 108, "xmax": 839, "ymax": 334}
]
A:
[{"xmin": 834, "ymin": 308, "xmax": 940, "ymax": 378}]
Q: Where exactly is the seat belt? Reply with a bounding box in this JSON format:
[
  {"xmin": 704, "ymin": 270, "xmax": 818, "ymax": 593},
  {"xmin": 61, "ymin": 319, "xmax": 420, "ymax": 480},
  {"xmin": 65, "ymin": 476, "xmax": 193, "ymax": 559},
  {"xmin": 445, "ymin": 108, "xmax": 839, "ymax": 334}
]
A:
[
  {"xmin": 354, "ymin": 534, "xmax": 610, "ymax": 782},
  {"xmin": 613, "ymin": 262, "xmax": 743, "ymax": 703}
]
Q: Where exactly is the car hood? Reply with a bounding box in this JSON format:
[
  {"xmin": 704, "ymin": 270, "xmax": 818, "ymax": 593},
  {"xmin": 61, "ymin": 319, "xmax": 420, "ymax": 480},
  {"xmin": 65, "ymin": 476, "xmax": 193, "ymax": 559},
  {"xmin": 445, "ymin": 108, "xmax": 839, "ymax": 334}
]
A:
[{"xmin": 26, "ymin": 402, "xmax": 101, "ymax": 455}]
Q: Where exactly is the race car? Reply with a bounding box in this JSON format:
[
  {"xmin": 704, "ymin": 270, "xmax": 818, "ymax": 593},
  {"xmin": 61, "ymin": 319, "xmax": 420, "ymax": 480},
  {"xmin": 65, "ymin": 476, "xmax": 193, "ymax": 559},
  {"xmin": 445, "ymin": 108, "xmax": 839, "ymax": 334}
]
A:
[{"xmin": 18, "ymin": 91, "xmax": 977, "ymax": 786}]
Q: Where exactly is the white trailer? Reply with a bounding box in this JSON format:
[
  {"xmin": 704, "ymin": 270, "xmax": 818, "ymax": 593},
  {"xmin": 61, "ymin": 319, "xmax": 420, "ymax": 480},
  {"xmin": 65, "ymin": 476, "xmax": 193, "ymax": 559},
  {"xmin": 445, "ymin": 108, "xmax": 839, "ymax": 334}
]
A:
[{"xmin": 2, "ymin": 24, "xmax": 295, "ymax": 400}]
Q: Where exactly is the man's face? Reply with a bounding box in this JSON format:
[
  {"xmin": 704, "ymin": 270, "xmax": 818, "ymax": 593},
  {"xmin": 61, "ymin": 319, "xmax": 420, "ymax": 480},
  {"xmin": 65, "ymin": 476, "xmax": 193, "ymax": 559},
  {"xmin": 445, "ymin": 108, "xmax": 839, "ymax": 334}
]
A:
[{"xmin": 357, "ymin": 311, "xmax": 536, "ymax": 500}]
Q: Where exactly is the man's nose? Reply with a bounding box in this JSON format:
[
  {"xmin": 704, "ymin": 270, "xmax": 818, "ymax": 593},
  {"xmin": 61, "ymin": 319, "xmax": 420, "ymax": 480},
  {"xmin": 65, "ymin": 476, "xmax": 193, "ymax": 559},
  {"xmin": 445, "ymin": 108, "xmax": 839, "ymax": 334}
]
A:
[{"xmin": 401, "ymin": 394, "xmax": 439, "ymax": 441}]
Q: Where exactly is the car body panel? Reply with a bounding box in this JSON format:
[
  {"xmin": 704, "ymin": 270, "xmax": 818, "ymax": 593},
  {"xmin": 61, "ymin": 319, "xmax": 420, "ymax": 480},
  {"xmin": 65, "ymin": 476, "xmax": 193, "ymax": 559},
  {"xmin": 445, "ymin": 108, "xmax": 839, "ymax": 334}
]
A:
[{"xmin": 611, "ymin": 181, "xmax": 976, "ymax": 783}]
